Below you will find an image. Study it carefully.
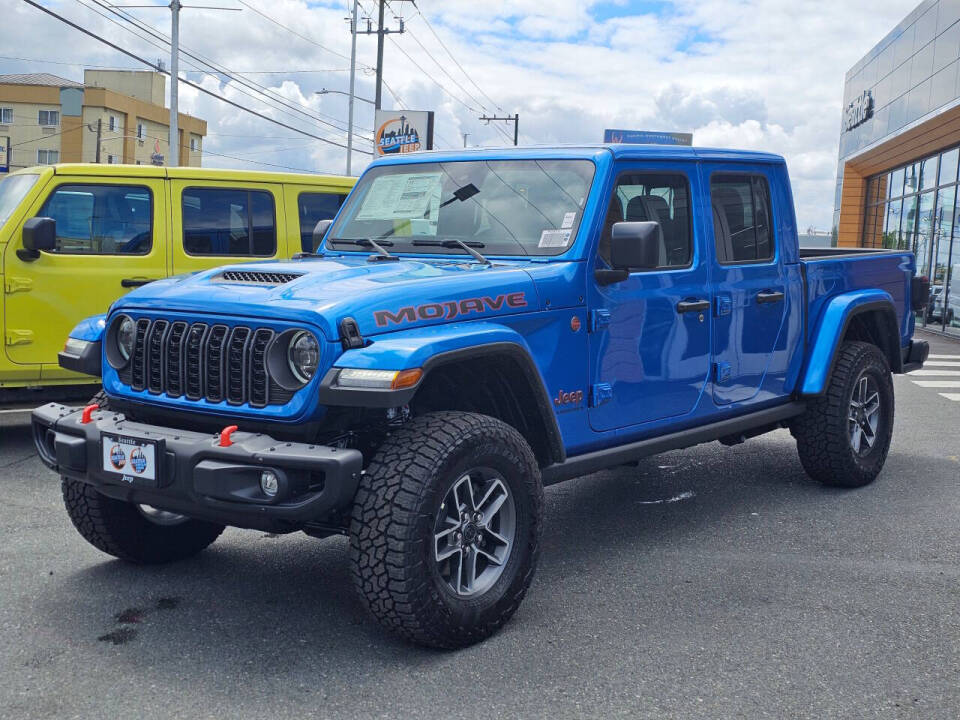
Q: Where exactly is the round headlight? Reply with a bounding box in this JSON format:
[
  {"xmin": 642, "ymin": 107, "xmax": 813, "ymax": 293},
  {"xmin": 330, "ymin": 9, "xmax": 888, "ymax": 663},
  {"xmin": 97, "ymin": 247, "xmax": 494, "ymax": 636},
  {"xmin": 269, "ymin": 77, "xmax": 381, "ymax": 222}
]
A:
[
  {"xmin": 288, "ymin": 331, "xmax": 319, "ymax": 384},
  {"xmin": 116, "ymin": 315, "xmax": 136, "ymax": 362}
]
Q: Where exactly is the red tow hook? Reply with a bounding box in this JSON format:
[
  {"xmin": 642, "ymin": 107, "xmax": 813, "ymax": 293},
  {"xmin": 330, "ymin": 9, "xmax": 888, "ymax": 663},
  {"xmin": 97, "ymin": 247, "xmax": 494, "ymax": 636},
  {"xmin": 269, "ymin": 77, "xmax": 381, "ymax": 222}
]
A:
[
  {"xmin": 80, "ymin": 403, "xmax": 99, "ymax": 424},
  {"xmin": 218, "ymin": 425, "xmax": 239, "ymax": 447}
]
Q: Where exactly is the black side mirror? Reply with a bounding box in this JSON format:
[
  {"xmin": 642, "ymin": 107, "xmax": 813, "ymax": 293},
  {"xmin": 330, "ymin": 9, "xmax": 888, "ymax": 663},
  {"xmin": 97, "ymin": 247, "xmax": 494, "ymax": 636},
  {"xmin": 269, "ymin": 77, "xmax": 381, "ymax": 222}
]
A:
[
  {"xmin": 19, "ymin": 217, "xmax": 56, "ymax": 261},
  {"xmin": 610, "ymin": 221, "xmax": 662, "ymax": 269},
  {"xmin": 312, "ymin": 219, "xmax": 333, "ymax": 252},
  {"xmin": 596, "ymin": 221, "xmax": 662, "ymax": 285}
]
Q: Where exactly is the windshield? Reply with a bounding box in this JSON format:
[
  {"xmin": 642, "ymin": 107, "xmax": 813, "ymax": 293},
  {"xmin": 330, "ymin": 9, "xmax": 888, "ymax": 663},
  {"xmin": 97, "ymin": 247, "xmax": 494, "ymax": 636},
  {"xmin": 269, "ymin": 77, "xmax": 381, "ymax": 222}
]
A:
[
  {"xmin": 328, "ymin": 159, "xmax": 596, "ymax": 256},
  {"xmin": 0, "ymin": 174, "xmax": 39, "ymax": 227}
]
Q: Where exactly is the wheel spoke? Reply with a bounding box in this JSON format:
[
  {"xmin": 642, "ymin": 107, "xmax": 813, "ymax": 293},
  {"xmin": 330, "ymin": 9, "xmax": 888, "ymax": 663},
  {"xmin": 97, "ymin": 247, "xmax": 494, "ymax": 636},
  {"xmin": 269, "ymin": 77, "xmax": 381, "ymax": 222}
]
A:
[
  {"xmin": 455, "ymin": 474, "xmax": 476, "ymax": 514},
  {"xmin": 483, "ymin": 526, "xmax": 510, "ymax": 549},
  {"xmin": 478, "ymin": 483, "xmax": 508, "ymax": 522},
  {"xmin": 476, "ymin": 545, "xmax": 504, "ymax": 566},
  {"xmin": 851, "ymin": 422, "xmax": 862, "ymax": 453},
  {"xmin": 463, "ymin": 549, "xmax": 479, "ymax": 593}
]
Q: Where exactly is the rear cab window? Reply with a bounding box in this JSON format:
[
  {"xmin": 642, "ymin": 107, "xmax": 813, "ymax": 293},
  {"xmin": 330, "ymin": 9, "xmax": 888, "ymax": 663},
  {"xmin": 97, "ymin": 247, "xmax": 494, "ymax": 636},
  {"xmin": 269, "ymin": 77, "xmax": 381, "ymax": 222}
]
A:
[
  {"xmin": 182, "ymin": 187, "xmax": 276, "ymax": 257},
  {"xmin": 710, "ymin": 174, "xmax": 775, "ymax": 264},
  {"xmin": 38, "ymin": 183, "xmax": 153, "ymax": 255},
  {"xmin": 297, "ymin": 191, "xmax": 346, "ymax": 252}
]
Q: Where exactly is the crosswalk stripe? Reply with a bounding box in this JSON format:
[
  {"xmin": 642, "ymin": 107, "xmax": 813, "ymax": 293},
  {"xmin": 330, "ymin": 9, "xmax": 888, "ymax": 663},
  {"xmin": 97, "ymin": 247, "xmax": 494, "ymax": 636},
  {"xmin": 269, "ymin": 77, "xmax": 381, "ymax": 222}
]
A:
[
  {"xmin": 924, "ymin": 361, "xmax": 960, "ymax": 367},
  {"xmin": 928, "ymin": 354, "xmax": 960, "ymax": 359},
  {"xmin": 906, "ymin": 369, "xmax": 960, "ymax": 376},
  {"xmin": 938, "ymin": 393, "xmax": 960, "ymax": 401},
  {"xmin": 910, "ymin": 380, "xmax": 960, "ymax": 387}
]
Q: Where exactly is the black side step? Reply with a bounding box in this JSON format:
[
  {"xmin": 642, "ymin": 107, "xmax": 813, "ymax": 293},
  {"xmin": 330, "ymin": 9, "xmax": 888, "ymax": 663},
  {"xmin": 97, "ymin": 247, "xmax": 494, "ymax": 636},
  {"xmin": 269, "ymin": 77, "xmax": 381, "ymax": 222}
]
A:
[{"xmin": 540, "ymin": 401, "xmax": 806, "ymax": 485}]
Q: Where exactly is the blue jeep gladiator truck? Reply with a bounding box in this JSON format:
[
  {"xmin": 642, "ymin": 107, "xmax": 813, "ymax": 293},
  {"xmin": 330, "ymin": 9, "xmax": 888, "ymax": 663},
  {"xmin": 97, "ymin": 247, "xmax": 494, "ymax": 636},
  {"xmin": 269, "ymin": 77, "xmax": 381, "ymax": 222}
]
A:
[{"xmin": 33, "ymin": 145, "xmax": 930, "ymax": 648}]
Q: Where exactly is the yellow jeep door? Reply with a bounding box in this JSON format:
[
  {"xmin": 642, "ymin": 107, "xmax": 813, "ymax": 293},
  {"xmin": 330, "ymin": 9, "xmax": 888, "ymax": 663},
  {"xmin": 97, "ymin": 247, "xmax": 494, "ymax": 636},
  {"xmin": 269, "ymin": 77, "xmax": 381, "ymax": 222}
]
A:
[
  {"xmin": 170, "ymin": 180, "xmax": 286, "ymax": 273},
  {"xmin": 283, "ymin": 184, "xmax": 349, "ymax": 254},
  {"xmin": 4, "ymin": 177, "xmax": 167, "ymax": 370}
]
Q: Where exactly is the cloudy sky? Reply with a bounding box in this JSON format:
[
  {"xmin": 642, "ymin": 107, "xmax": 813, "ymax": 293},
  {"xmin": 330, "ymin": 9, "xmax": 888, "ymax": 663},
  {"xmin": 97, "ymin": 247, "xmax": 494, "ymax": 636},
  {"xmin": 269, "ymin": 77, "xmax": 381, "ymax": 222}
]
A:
[{"xmin": 7, "ymin": 0, "xmax": 918, "ymax": 229}]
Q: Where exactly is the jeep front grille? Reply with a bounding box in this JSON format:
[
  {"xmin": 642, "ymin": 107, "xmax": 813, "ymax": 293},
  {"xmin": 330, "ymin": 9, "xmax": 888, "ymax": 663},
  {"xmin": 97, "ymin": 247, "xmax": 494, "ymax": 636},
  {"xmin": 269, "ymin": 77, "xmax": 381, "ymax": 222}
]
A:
[{"xmin": 118, "ymin": 318, "xmax": 287, "ymax": 408}]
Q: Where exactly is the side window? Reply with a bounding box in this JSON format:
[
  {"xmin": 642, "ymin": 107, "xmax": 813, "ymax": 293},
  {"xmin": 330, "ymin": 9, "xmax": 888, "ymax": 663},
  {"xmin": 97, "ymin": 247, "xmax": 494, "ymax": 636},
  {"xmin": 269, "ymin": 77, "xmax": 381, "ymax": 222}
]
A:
[
  {"xmin": 598, "ymin": 172, "xmax": 692, "ymax": 269},
  {"xmin": 710, "ymin": 174, "xmax": 775, "ymax": 263},
  {"xmin": 181, "ymin": 187, "xmax": 277, "ymax": 257},
  {"xmin": 38, "ymin": 184, "xmax": 153, "ymax": 255},
  {"xmin": 297, "ymin": 191, "xmax": 346, "ymax": 251}
]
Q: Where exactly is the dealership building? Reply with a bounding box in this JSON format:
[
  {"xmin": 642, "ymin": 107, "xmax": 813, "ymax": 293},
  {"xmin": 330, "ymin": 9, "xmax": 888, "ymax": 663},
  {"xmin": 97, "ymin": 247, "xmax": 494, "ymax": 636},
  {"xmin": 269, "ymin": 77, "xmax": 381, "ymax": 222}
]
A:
[{"xmin": 835, "ymin": 0, "xmax": 960, "ymax": 335}]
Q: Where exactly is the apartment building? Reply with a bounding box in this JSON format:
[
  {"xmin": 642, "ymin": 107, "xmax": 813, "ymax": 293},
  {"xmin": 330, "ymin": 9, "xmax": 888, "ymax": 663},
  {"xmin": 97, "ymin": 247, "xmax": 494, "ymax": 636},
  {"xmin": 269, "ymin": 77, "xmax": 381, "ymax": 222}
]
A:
[{"xmin": 0, "ymin": 69, "xmax": 205, "ymax": 171}]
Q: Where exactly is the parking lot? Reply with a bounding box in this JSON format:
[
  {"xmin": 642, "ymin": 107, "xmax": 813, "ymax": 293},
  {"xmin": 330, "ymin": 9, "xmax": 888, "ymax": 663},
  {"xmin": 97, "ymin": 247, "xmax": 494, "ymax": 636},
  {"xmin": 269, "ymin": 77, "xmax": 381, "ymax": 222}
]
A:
[{"xmin": 1, "ymin": 329, "xmax": 958, "ymax": 719}]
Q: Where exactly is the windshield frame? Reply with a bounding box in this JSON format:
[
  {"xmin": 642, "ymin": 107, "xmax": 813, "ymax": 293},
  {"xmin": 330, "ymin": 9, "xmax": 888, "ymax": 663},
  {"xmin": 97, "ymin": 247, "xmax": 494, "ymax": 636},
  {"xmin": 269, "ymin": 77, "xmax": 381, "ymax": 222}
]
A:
[
  {"xmin": 325, "ymin": 157, "xmax": 599, "ymax": 259},
  {"xmin": 0, "ymin": 172, "xmax": 41, "ymax": 229}
]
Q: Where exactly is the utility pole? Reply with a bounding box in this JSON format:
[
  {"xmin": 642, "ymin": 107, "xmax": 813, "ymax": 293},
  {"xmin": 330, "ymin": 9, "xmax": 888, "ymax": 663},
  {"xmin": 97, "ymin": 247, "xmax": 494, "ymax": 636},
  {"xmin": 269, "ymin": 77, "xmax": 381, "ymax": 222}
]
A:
[
  {"xmin": 479, "ymin": 113, "xmax": 520, "ymax": 146},
  {"xmin": 133, "ymin": 2, "xmax": 238, "ymax": 167},
  {"xmin": 346, "ymin": 0, "xmax": 358, "ymax": 175},
  {"xmin": 356, "ymin": 1, "xmax": 405, "ymax": 111},
  {"xmin": 94, "ymin": 118, "xmax": 102, "ymax": 163},
  {"xmin": 169, "ymin": 0, "xmax": 180, "ymax": 166},
  {"xmin": 462, "ymin": 132, "xmax": 469, "ymax": 148}
]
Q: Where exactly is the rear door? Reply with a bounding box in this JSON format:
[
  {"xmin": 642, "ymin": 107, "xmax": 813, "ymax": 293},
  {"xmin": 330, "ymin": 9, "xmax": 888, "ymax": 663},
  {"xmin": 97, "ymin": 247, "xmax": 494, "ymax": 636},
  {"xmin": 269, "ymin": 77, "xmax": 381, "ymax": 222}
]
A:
[
  {"xmin": 4, "ymin": 176, "xmax": 167, "ymax": 368},
  {"xmin": 170, "ymin": 180, "xmax": 285, "ymax": 274},
  {"xmin": 707, "ymin": 167, "xmax": 790, "ymax": 404},
  {"xmin": 283, "ymin": 184, "xmax": 348, "ymax": 254}
]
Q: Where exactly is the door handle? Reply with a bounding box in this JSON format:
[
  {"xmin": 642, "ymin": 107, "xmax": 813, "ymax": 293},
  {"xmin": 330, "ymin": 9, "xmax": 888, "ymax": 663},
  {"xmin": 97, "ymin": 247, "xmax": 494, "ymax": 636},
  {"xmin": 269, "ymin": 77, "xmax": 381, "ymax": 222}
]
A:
[
  {"xmin": 757, "ymin": 290, "xmax": 785, "ymax": 304},
  {"xmin": 121, "ymin": 278, "xmax": 158, "ymax": 288},
  {"xmin": 676, "ymin": 299, "xmax": 710, "ymax": 314}
]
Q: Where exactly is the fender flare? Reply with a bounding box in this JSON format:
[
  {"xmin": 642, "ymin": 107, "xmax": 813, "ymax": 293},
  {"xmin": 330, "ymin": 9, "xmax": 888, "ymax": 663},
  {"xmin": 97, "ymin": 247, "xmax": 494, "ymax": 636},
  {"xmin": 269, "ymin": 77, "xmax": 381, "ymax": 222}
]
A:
[
  {"xmin": 799, "ymin": 290, "xmax": 901, "ymax": 396},
  {"xmin": 318, "ymin": 322, "xmax": 565, "ymax": 464}
]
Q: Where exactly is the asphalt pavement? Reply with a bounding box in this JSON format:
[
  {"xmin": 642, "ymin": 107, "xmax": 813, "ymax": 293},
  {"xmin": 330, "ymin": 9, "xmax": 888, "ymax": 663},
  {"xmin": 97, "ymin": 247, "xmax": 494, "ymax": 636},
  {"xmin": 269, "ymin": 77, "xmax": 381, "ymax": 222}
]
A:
[{"xmin": 2, "ymin": 329, "xmax": 959, "ymax": 719}]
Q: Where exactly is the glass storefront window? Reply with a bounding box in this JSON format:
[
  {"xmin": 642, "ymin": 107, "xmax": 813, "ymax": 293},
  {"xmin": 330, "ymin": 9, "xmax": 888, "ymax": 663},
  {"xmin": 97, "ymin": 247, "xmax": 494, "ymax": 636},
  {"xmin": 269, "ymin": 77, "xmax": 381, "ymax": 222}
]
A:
[
  {"xmin": 884, "ymin": 200, "xmax": 902, "ymax": 248},
  {"xmin": 889, "ymin": 167, "xmax": 905, "ymax": 198},
  {"xmin": 939, "ymin": 148, "xmax": 959, "ymax": 187},
  {"xmin": 920, "ymin": 155, "xmax": 939, "ymax": 192},
  {"xmin": 861, "ymin": 144, "xmax": 960, "ymax": 335},
  {"xmin": 900, "ymin": 194, "xmax": 918, "ymax": 251},
  {"xmin": 904, "ymin": 163, "xmax": 921, "ymax": 195},
  {"xmin": 915, "ymin": 191, "xmax": 935, "ymax": 277}
]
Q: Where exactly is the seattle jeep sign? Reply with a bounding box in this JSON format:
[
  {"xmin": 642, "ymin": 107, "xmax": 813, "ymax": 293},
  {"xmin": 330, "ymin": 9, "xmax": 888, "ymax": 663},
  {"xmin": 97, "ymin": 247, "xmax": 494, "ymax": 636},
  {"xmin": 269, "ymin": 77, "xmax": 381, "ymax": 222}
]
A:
[{"xmin": 844, "ymin": 90, "xmax": 874, "ymax": 132}]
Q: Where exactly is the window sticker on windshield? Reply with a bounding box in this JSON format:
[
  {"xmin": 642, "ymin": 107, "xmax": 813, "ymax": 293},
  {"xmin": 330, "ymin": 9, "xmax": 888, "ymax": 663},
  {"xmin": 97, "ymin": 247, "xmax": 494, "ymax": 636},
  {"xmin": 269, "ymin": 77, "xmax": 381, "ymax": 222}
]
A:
[
  {"xmin": 356, "ymin": 173, "xmax": 442, "ymax": 222},
  {"xmin": 538, "ymin": 229, "xmax": 572, "ymax": 248},
  {"xmin": 561, "ymin": 211, "xmax": 576, "ymax": 229}
]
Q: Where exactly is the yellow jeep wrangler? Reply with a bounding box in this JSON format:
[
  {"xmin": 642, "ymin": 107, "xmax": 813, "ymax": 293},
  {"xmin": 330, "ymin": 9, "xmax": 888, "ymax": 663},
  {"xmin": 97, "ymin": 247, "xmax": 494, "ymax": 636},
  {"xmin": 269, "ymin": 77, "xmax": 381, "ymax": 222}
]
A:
[{"xmin": 0, "ymin": 164, "xmax": 354, "ymax": 402}]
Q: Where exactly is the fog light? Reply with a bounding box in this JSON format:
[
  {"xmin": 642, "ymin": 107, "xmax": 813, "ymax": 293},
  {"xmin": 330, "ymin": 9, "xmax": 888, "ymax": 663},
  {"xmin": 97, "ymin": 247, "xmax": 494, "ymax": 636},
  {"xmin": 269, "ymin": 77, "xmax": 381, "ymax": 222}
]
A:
[{"xmin": 260, "ymin": 470, "xmax": 279, "ymax": 498}]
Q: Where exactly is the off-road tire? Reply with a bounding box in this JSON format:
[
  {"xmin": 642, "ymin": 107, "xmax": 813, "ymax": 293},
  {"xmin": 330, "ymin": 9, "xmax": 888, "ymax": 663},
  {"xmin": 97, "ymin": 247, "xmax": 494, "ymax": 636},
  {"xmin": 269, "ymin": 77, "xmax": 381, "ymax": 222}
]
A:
[
  {"xmin": 350, "ymin": 411, "xmax": 543, "ymax": 649},
  {"xmin": 62, "ymin": 478, "xmax": 225, "ymax": 564},
  {"xmin": 792, "ymin": 341, "xmax": 894, "ymax": 488}
]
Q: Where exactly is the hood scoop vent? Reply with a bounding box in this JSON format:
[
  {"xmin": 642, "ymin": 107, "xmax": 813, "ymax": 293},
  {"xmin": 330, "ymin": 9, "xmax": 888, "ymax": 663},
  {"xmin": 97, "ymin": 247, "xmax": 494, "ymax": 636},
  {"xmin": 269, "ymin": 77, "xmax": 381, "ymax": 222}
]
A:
[{"xmin": 213, "ymin": 270, "xmax": 304, "ymax": 286}]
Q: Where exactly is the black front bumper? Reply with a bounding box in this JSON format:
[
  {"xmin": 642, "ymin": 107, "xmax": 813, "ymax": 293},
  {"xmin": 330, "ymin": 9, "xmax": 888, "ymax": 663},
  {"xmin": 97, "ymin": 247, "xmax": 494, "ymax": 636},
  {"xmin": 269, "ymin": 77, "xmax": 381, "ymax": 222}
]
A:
[{"xmin": 32, "ymin": 404, "xmax": 363, "ymax": 532}]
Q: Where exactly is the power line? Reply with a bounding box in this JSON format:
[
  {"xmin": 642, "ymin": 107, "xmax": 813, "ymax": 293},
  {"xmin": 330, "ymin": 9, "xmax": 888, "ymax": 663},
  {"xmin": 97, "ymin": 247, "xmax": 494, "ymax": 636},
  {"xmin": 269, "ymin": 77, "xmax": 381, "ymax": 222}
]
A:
[
  {"xmin": 407, "ymin": 2, "xmax": 505, "ymax": 114},
  {"xmin": 21, "ymin": 0, "xmax": 373, "ymax": 154},
  {"xmin": 384, "ymin": 1, "xmax": 491, "ymax": 115},
  {"xmin": 0, "ymin": 53, "xmax": 354, "ymax": 73},
  {"xmin": 84, "ymin": 0, "xmax": 375, "ymax": 140},
  {"xmin": 236, "ymin": 0, "xmax": 372, "ymax": 68}
]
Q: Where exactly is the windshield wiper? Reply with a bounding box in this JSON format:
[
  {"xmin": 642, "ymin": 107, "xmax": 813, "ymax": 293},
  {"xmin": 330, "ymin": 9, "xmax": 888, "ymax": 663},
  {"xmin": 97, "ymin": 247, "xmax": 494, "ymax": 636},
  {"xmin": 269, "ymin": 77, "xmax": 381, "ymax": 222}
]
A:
[
  {"xmin": 328, "ymin": 237, "xmax": 398, "ymax": 262},
  {"xmin": 412, "ymin": 238, "xmax": 491, "ymax": 266}
]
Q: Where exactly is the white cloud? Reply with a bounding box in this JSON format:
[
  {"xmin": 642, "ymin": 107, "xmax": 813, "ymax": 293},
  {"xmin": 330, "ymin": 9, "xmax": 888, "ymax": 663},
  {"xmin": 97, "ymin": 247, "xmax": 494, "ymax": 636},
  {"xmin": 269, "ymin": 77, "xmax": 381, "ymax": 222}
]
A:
[{"xmin": 6, "ymin": 0, "xmax": 916, "ymax": 228}]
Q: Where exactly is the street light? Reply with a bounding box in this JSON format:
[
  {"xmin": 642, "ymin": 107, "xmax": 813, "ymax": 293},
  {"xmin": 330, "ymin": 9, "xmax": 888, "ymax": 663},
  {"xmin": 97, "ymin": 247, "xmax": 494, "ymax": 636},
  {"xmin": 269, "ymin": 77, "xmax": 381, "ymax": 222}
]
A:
[
  {"xmin": 316, "ymin": 88, "xmax": 375, "ymax": 105},
  {"xmin": 315, "ymin": 88, "xmax": 376, "ymax": 175}
]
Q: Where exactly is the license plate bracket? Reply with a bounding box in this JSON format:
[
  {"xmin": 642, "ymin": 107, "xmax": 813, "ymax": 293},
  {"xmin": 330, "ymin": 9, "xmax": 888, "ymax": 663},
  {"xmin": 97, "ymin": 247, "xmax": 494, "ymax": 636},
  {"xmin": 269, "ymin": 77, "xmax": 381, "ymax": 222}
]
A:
[{"xmin": 101, "ymin": 433, "xmax": 163, "ymax": 487}]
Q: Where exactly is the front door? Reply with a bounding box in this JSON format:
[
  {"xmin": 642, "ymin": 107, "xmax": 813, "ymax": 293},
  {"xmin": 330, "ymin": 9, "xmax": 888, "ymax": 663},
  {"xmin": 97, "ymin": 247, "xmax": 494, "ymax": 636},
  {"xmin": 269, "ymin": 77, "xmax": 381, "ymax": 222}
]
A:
[
  {"xmin": 707, "ymin": 169, "xmax": 789, "ymax": 405},
  {"xmin": 588, "ymin": 165, "xmax": 711, "ymax": 432},
  {"xmin": 4, "ymin": 177, "xmax": 167, "ymax": 368}
]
